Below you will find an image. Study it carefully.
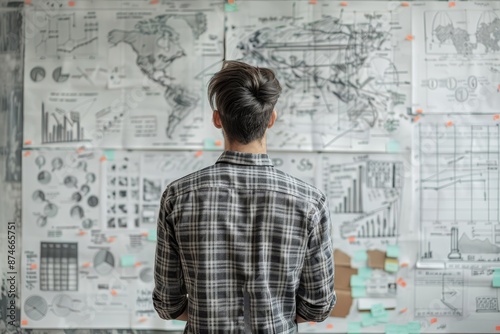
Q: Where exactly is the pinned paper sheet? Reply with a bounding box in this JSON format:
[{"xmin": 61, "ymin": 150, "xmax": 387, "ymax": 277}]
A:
[
  {"xmin": 385, "ymin": 258, "xmax": 399, "ymax": 272},
  {"xmin": 347, "ymin": 322, "xmax": 362, "ymax": 334},
  {"xmin": 371, "ymin": 303, "xmax": 387, "ymax": 318},
  {"xmin": 358, "ymin": 267, "xmax": 372, "ymax": 278},
  {"xmin": 350, "ymin": 275, "xmax": 366, "ymax": 287},
  {"xmin": 225, "ymin": 3, "xmax": 238, "ymax": 11},
  {"xmin": 493, "ymin": 269, "xmax": 500, "ymax": 287},
  {"xmin": 386, "ymin": 244, "xmax": 400, "ymax": 258},
  {"xmin": 361, "ymin": 313, "xmax": 377, "ymax": 327},
  {"xmin": 147, "ymin": 229, "xmax": 157, "ymax": 241},
  {"xmin": 385, "ymin": 324, "xmax": 407, "ymax": 334},
  {"xmin": 386, "ymin": 140, "xmax": 400, "ymax": 153},
  {"xmin": 120, "ymin": 255, "xmax": 135, "ymax": 267},
  {"xmin": 103, "ymin": 149, "xmax": 115, "ymax": 161},
  {"xmin": 408, "ymin": 321, "xmax": 421, "ymax": 334},
  {"xmin": 351, "ymin": 286, "xmax": 366, "ymax": 298},
  {"xmin": 353, "ymin": 250, "xmax": 368, "ymax": 262}
]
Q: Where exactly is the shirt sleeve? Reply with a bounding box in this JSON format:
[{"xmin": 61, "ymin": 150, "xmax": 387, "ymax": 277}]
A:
[
  {"xmin": 152, "ymin": 189, "xmax": 188, "ymax": 319},
  {"xmin": 296, "ymin": 194, "xmax": 336, "ymax": 322}
]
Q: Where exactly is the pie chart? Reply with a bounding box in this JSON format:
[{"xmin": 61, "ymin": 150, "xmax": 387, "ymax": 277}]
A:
[
  {"xmin": 52, "ymin": 294, "xmax": 73, "ymax": 317},
  {"xmin": 94, "ymin": 249, "xmax": 115, "ymax": 275},
  {"xmin": 24, "ymin": 295, "xmax": 48, "ymax": 320},
  {"xmin": 30, "ymin": 67, "xmax": 46, "ymax": 82},
  {"xmin": 53, "ymin": 66, "xmax": 70, "ymax": 83}
]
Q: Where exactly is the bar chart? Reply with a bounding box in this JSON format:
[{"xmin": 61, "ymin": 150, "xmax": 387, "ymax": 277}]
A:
[{"xmin": 41, "ymin": 103, "xmax": 87, "ymax": 144}]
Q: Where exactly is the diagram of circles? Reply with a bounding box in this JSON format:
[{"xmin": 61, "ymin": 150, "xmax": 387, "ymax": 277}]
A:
[
  {"xmin": 139, "ymin": 267, "xmax": 154, "ymax": 283},
  {"xmin": 35, "ymin": 155, "xmax": 46, "ymax": 169},
  {"xmin": 51, "ymin": 157, "xmax": 63, "ymax": 171},
  {"xmin": 32, "ymin": 190, "xmax": 46, "ymax": 202},
  {"xmin": 52, "ymin": 294, "xmax": 73, "ymax": 317},
  {"xmin": 44, "ymin": 203, "xmax": 58, "ymax": 217},
  {"xmin": 86, "ymin": 172, "xmax": 96, "ymax": 183},
  {"xmin": 52, "ymin": 66, "xmax": 70, "ymax": 83},
  {"xmin": 93, "ymin": 250, "xmax": 115, "ymax": 275},
  {"xmin": 24, "ymin": 295, "xmax": 48, "ymax": 320},
  {"xmin": 80, "ymin": 184, "xmax": 90, "ymax": 195},
  {"xmin": 70, "ymin": 205, "xmax": 84, "ymax": 219},
  {"xmin": 37, "ymin": 171, "xmax": 51, "ymax": 185},
  {"xmin": 64, "ymin": 175, "xmax": 78, "ymax": 188},
  {"xmin": 87, "ymin": 195, "xmax": 99, "ymax": 207},
  {"xmin": 72, "ymin": 192, "xmax": 82, "ymax": 202},
  {"xmin": 30, "ymin": 67, "xmax": 46, "ymax": 82},
  {"xmin": 82, "ymin": 219, "xmax": 93, "ymax": 229}
]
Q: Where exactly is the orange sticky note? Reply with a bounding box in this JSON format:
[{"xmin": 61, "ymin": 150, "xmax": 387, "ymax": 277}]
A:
[
  {"xmin": 76, "ymin": 147, "xmax": 85, "ymax": 154},
  {"xmin": 24, "ymin": 139, "xmax": 32, "ymax": 145},
  {"xmin": 100, "ymin": 155, "xmax": 107, "ymax": 162},
  {"xmin": 68, "ymin": 1, "xmax": 75, "ymax": 6},
  {"xmin": 497, "ymin": 84, "xmax": 500, "ymax": 92},
  {"xmin": 399, "ymin": 307, "xmax": 408, "ymax": 314},
  {"xmin": 401, "ymin": 262, "xmax": 409, "ymax": 267},
  {"xmin": 494, "ymin": 115, "xmax": 500, "ymax": 121},
  {"xmin": 24, "ymin": 0, "xmax": 31, "ymax": 4},
  {"xmin": 448, "ymin": 1, "xmax": 455, "ymax": 7},
  {"xmin": 326, "ymin": 323, "xmax": 334, "ymax": 329},
  {"xmin": 21, "ymin": 319, "xmax": 28, "ymax": 326},
  {"xmin": 141, "ymin": 232, "xmax": 149, "ymax": 237},
  {"xmin": 340, "ymin": 1, "xmax": 348, "ymax": 6},
  {"xmin": 348, "ymin": 236, "xmax": 356, "ymax": 243},
  {"xmin": 228, "ymin": 0, "xmax": 234, "ymax": 4},
  {"xmin": 134, "ymin": 262, "xmax": 142, "ymax": 267},
  {"xmin": 78, "ymin": 230, "xmax": 86, "ymax": 236},
  {"xmin": 430, "ymin": 318, "xmax": 438, "ymax": 324},
  {"xmin": 30, "ymin": 263, "xmax": 38, "ymax": 270},
  {"xmin": 23, "ymin": 151, "xmax": 31, "ymax": 157},
  {"xmin": 138, "ymin": 317, "xmax": 148, "ymax": 323},
  {"xmin": 416, "ymin": 109, "xmax": 423, "ymax": 114},
  {"xmin": 397, "ymin": 278, "xmax": 407, "ymax": 287},
  {"xmin": 111, "ymin": 289, "xmax": 118, "ymax": 296},
  {"xmin": 413, "ymin": 115, "xmax": 421, "ymax": 123},
  {"xmin": 195, "ymin": 150, "xmax": 203, "ymax": 157},
  {"xmin": 401, "ymin": 2, "xmax": 410, "ymax": 6},
  {"xmin": 446, "ymin": 121, "xmax": 454, "ymax": 127},
  {"xmin": 308, "ymin": 322, "xmax": 316, "ymax": 325},
  {"xmin": 215, "ymin": 140, "xmax": 222, "ymax": 146},
  {"xmin": 495, "ymin": 325, "xmax": 500, "ymax": 331},
  {"xmin": 82, "ymin": 262, "xmax": 91, "ymax": 268},
  {"xmin": 406, "ymin": 35, "xmax": 414, "ymax": 41},
  {"xmin": 309, "ymin": 0, "xmax": 317, "ymax": 4},
  {"xmin": 107, "ymin": 236, "xmax": 116, "ymax": 243},
  {"xmin": 150, "ymin": 0, "xmax": 159, "ymax": 3}
]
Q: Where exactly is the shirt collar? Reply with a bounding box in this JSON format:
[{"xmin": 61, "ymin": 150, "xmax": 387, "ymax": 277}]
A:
[{"xmin": 216, "ymin": 150, "xmax": 274, "ymax": 167}]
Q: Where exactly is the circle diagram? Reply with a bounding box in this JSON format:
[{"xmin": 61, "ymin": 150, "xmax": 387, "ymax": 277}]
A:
[
  {"xmin": 30, "ymin": 67, "xmax": 46, "ymax": 82},
  {"xmin": 24, "ymin": 295, "xmax": 48, "ymax": 320},
  {"xmin": 139, "ymin": 267, "xmax": 154, "ymax": 283},
  {"xmin": 94, "ymin": 249, "xmax": 115, "ymax": 275},
  {"xmin": 52, "ymin": 294, "xmax": 73, "ymax": 317},
  {"xmin": 37, "ymin": 171, "xmax": 51, "ymax": 185},
  {"xmin": 52, "ymin": 66, "xmax": 70, "ymax": 83}
]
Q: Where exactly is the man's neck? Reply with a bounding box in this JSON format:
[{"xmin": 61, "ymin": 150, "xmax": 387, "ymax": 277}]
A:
[{"xmin": 224, "ymin": 137, "xmax": 267, "ymax": 154}]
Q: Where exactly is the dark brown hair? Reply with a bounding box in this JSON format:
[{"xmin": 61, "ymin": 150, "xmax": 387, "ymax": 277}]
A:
[{"xmin": 208, "ymin": 60, "xmax": 282, "ymax": 144}]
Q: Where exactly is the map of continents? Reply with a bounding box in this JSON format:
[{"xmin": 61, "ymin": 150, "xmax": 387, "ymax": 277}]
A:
[{"xmin": 108, "ymin": 13, "xmax": 207, "ymax": 138}]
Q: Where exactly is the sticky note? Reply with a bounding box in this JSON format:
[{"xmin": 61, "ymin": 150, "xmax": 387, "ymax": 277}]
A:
[
  {"xmin": 401, "ymin": 2, "xmax": 410, "ymax": 6},
  {"xmin": 195, "ymin": 150, "xmax": 203, "ymax": 157},
  {"xmin": 21, "ymin": 319, "xmax": 28, "ymax": 326},
  {"xmin": 495, "ymin": 325, "xmax": 500, "ymax": 331},
  {"xmin": 111, "ymin": 289, "xmax": 118, "ymax": 296},
  {"xmin": 386, "ymin": 244, "xmax": 400, "ymax": 258},
  {"xmin": 172, "ymin": 320, "xmax": 186, "ymax": 325},
  {"xmin": 347, "ymin": 322, "xmax": 362, "ymax": 334},
  {"xmin": 120, "ymin": 255, "xmax": 135, "ymax": 267},
  {"xmin": 68, "ymin": 1, "xmax": 75, "ymax": 7},
  {"xmin": 430, "ymin": 318, "xmax": 438, "ymax": 324},
  {"xmin": 493, "ymin": 269, "xmax": 500, "ymax": 287},
  {"xmin": 376, "ymin": 312, "xmax": 389, "ymax": 323},
  {"xmin": 405, "ymin": 35, "xmax": 414, "ymax": 41},
  {"xmin": 224, "ymin": 3, "xmax": 238, "ymax": 11},
  {"xmin": 358, "ymin": 267, "xmax": 372, "ymax": 278},
  {"xmin": 203, "ymin": 138, "xmax": 219, "ymax": 150},
  {"xmin": 309, "ymin": 0, "xmax": 317, "ymax": 4},
  {"xmin": 340, "ymin": 1, "xmax": 348, "ymax": 6},
  {"xmin": 350, "ymin": 275, "xmax": 366, "ymax": 287},
  {"xmin": 408, "ymin": 321, "xmax": 421, "ymax": 334},
  {"xmin": 354, "ymin": 250, "xmax": 368, "ymax": 262},
  {"xmin": 103, "ymin": 149, "xmax": 115, "ymax": 161},
  {"xmin": 351, "ymin": 286, "xmax": 366, "ymax": 298},
  {"xmin": 326, "ymin": 323, "xmax": 334, "ymax": 329},
  {"xmin": 385, "ymin": 258, "xmax": 399, "ymax": 272},
  {"xmin": 385, "ymin": 324, "xmax": 407, "ymax": 334},
  {"xmin": 386, "ymin": 140, "xmax": 400, "ymax": 153},
  {"xmin": 24, "ymin": 139, "xmax": 32, "ymax": 145},
  {"xmin": 147, "ymin": 229, "xmax": 157, "ymax": 241},
  {"xmin": 361, "ymin": 313, "xmax": 377, "ymax": 327},
  {"xmin": 494, "ymin": 114, "xmax": 500, "ymax": 121},
  {"xmin": 371, "ymin": 303, "xmax": 387, "ymax": 318},
  {"xmin": 348, "ymin": 236, "xmax": 356, "ymax": 243},
  {"xmin": 448, "ymin": 1, "xmax": 455, "ymax": 7},
  {"xmin": 413, "ymin": 115, "xmax": 421, "ymax": 123}
]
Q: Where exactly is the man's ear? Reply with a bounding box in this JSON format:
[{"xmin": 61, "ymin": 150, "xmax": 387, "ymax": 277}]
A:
[
  {"xmin": 268, "ymin": 110, "xmax": 277, "ymax": 128},
  {"xmin": 213, "ymin": 110, "xmax": 223, "ymax": 129}
]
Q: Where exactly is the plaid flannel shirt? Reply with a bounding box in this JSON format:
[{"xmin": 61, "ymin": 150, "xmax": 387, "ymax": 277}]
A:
[{"xmin": 153, "ymin": 151, "xmax": 335, "ymax": 333}]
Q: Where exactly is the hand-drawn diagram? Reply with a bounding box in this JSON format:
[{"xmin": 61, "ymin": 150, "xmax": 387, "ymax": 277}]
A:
[
  {"xmin": 414, "ymin": 3, "xmax": 500, "ymax": 114},
  {"xmin": 40, "ymin": 242, "xmax": 78, "ymax": 291},
  {"xmin": 417, "ymin": 122, "xmax": 500, "ymax": 263},
  {"xmin": 226, "ymin": 1, "xmax": 412, "ymax": 151},
  {"xmin": 24, "ymin": 1, "xmax": 224, "ymax": 148},
  {"xmin": 320, "ymin": 154, "xmax": 406, "ymax": 249}
]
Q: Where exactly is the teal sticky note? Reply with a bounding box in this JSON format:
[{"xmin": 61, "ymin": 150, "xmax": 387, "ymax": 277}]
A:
[
  {"xmin": 120, "ymin": 255, "xmax": 135, "ymax": 267},
  {"xmin": 171, "ymin": 320, "xmax": 186, "ymax": 326},
  {"xmin": 385, "ymin": 259, "xmax": 399, "ymax": 273},
  {"xmin": 224, "ymin": 3, "xmax": 238, "ymax": 12},
  {"xmin": 385, "ymin": 324, "xmax": 407, "ymax": 334},
  {"xmin": 354, "ymin": 250, "xmax": 368, "ymax": 262},
  {"xmin": 371, "ymin": 303, "xmax": 386, "ymax": 318},
  {"xmin": 358, "ymin": 267, "xmax": 372, "ymax": 278},
  {"xmin": 407, "ymin": 321, "xmax": 421, "ymax": 334},
  {"xmin": 147, "ymin": 229, "xmax": 157, "ymax": 241},
  {"xmin": 493, "ymin": 269, "xmax": 500, "ymax": 288},
  {"xmin": 375, "ymin": 312, "xmax": 390, "ymax": 324},
  {"xmin": 203, "ymin": 138, "xmax": 218, "ymax": 150},
  {"xmin": 361, "ymin": 313, "xmax": 377, "ymax": 327},
  {"xmin": 347, "ymin": 322, "xmax": 362, "ymax": 334},
  {"xmin": 104, "ymin": 149, "xmax": 115, "ymax": 161},
  {"xmin": 386, "ymin": 139, "xmax": 400, "ymax": 153},
  {"xmin": 351, "ymin": 286, "xmax": 366, "ymax": 298},
  {"xmin": 350, "ymin": 275, "xmax": 366, "ymax": 287},
  {"xmin": 386, "ymin": 244, "xmax": 400, "ymax": 258}
]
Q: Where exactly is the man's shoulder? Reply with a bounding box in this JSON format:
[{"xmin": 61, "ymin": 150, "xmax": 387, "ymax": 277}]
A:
[
  {"xmin": 273, "ymin": 168, "xmax": 326, "ymax": 204},
  {"xmin": 163, "ymin": 165, "xmax": 216, "ymax": 197}
]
